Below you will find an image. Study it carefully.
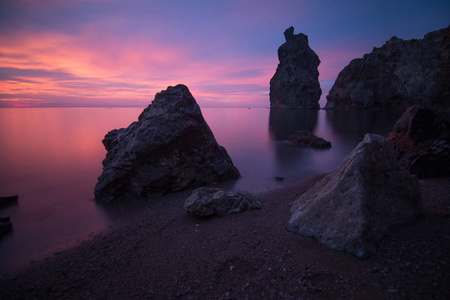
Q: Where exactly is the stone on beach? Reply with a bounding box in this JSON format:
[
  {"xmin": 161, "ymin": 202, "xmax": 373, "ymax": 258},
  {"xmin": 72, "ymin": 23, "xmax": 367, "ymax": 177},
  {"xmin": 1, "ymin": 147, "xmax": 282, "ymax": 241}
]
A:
[
  {"xmin": 94, "ymin": 84, "xmax": 240, "ymax": 204},
  {"xmin": 386, "ymin": 105, "xmax": 450, "ymax": 178},
  {"xmin": 288, "ymin": 130, "xmax": 331, "ymax": 149},
  {"xmin": 270, "ymin": 26, "xmax": 322, "ymax": 109},
  {"xmin": 184, "ymin": 187, "xmax": 261, "ymax": 217},
  {"xmin": 288, "ymin": 134, "xmax": 421, "ymax": 258}
]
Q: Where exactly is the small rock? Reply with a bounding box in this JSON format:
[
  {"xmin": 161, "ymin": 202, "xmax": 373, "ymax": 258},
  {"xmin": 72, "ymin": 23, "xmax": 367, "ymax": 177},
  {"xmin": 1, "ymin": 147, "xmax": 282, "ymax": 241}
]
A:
[
  {"xmin": 184, "ymin": 188, "xmax": 261, "ymax": 217},
  {"xmin": 288, "ymin": 130, "xmax": 332, "ymax": 149}
]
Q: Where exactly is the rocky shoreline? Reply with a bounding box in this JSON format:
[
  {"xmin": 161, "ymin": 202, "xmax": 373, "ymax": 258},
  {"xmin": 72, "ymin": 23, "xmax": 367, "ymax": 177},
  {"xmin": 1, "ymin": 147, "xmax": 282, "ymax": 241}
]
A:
[{"xmin": 1, "ymin": 175, "xmax": 449, "ymax": 299}]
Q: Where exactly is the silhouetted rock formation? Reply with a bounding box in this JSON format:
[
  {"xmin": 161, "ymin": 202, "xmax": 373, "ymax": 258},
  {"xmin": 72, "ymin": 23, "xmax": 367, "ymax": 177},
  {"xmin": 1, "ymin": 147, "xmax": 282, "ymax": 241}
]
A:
[
  {"xmin": 288, "ymin": 134, "xmax": 421, "ymax": 258},
  {"xmin": 386, "ymin": 105, "xmax": 450, "ymax": 178},
  {"xmin": 288, "ymin": 130, "xmax": 331, "ymax": 149},
  {"xmin": 184, "ymin": 188, "xmax": 261, "ymax": 218},
  {"xmin": 325, "ymin": 26, "xmax": 450, "ymax": 110},
  {"xmin": 94, "ymin": 85, "xmax": 240, "ymax": 204},
  {"xmin": 270, "ymin": 26, "xmax": 322, "ymax": 109}
]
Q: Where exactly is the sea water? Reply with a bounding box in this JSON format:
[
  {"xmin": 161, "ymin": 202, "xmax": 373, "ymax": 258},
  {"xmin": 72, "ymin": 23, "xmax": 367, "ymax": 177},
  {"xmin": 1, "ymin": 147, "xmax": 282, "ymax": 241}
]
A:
[{"xmin": 0, "ymin": 107, "xmax": 402, "ymax": 275}]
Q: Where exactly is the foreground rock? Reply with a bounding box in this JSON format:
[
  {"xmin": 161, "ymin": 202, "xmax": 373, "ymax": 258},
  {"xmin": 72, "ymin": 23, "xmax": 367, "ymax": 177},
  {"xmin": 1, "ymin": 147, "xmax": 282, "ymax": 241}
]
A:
[
  {"xmin": 325, "ymin": 26, "xmax": 450, "ymax": 110},
  {"xmin": 288, "ymin": 130, "xmax": 331, "ymax": 149},
  {"xmin": 270, "ymin": 26, "xmax": 322, "ymax": 109},
  {"xmin": 94, "ymin": 85, "xmax": 240, "ymax": 204},
  {"xmin": 184, "ymin": 188, "xmax": 261, "ymax": 217},
  {"xmin": 288, "ymin": 134, "xmax": 421, "ymax": 258},
  {"xmin": 386, "ymin": 105, "xmax": 450, "ymax": 178}
]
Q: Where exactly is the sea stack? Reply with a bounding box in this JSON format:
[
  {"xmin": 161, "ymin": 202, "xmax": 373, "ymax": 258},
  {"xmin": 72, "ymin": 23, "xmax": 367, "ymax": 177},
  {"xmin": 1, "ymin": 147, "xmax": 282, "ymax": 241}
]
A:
[
  {"xmin": 94, "ymin": 84, "xmax": 240, "ymax": 204},
  {"xmin": 269, "ymin": 26, "xmax": 322, "ymax": 109},
  {"xmin": 325, "ymin": 26, "xmax": 450, "ymax": 110}
]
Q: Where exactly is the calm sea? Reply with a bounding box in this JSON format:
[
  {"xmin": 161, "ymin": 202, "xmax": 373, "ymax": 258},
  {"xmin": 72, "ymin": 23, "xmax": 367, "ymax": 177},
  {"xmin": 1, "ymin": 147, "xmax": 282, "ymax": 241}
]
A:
[{"xmin": 0, "ymin": 107, "xmax": 402, "ymax": 275}]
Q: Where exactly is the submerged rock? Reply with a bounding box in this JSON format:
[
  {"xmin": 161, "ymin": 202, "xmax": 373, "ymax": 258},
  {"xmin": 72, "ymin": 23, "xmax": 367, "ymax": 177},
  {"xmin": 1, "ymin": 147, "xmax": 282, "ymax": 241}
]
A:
[
  {"xmin": 0, "ymin": 217, "xmax": 13, "ymax": 236},
  {"xmin": 94, "ymin": 85, "xmax": 240, "ymax": 204},
  {"xmin": 288, "ymin": 134, "xmax": 421, "ymax": 258},
  {"xmin": 0, "ymin": 195, "xmax": 18, "ymax": 209},
  {"xmin": 270, "ymin": 26, "xmax": 322, "ymax": 109},
  {"xmin": 386, "ymin": 105, "xmax": 450, "ymax": 178},
  {"xmin": 184, "ymin": 187, "xmax": 261, "ymax": 218},
  {"xmin": 325, "ymin": 26, "xmax": 450, "ymax": 110},
  {"xmin": 288, "ymin": 130, "xmax": 331, "ymax": 149}
]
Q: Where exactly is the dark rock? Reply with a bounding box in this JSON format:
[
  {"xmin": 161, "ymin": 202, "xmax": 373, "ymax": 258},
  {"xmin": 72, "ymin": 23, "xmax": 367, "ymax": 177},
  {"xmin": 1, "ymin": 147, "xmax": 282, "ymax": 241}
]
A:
[
  {"xmin": 0, "ymin": 217, "xmax": 13, "ymax": 236},
  {"xmin": 288, "ymin": 130, "xmax": 331, "ymax": 149},
  {"xmin": 0, "ymin": 195, "xmax": 18, "ymax": 208},
  {"xmin": 288, "ymin": 134, "xmax": 421, "ymax": 258},
  {"xmin": 183, "ymin": 188, "xmax": 261, "ymax": 218},
  {"xmin": 386, "ymin": 105, "xmax": 450, "ymax": 178},
  {"xmin": 270, "ymin": 26, "xmax": 322, "ymax": 109},
  {"xmin": 325, "ymin": 26, "xmax": 450, "ymax": 111},
  {"xmin": 94, "ymin": 85, "xmax": 240, "ymax": 204}
]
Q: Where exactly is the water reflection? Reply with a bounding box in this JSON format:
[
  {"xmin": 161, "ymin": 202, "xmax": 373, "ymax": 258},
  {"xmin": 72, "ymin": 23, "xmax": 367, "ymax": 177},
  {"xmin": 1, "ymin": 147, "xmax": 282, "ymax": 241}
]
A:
[
  {"xmin": 268, "ymin": 109, "xmax": 318, "ymax": 140},
  {"xmin": 0, "ymin": 107, "xmax": 404, "ymax": 276}
]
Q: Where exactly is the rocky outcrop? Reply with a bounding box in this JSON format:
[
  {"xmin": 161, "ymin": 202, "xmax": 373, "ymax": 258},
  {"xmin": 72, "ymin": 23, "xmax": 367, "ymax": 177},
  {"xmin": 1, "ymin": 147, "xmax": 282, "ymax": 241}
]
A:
[
  {"xmin": 184, "ymin": 188, "xmax": 261, "ymax": 218},
  {"xmin": 288, "ymin": 130, "xmax": 331, "ymax": 149},
  {"xmin": 386, "ymin": 105, "xmax": 450, "ymax": 178},
  {"xmin": 94, "ymin": 85, "xmax": 240, "ymax": 204},
  {"xmin": 325, "ymin": 26, "xmax": 450, "ymax": 110},
  {"xmin": 288, "ymin": 134, "xmax": 421, "ymax": 258},
  {"xmin": 270, "ymin": 26, "xmax": 322, "ymax": 109}
]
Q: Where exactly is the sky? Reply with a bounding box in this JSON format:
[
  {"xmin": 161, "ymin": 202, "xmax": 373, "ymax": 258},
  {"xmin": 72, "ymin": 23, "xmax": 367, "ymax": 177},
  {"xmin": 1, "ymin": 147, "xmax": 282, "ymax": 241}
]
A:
[{"xmin": 0, "ymin": 0, "xmax": 449, "ymax": 108}]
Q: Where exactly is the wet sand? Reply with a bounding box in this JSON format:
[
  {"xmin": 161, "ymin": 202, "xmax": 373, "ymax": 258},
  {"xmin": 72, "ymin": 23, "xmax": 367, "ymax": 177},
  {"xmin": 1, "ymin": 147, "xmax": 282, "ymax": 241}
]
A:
[{"xmin": 1, "ymin": 174, "xmax": 449, "ymax": 299}]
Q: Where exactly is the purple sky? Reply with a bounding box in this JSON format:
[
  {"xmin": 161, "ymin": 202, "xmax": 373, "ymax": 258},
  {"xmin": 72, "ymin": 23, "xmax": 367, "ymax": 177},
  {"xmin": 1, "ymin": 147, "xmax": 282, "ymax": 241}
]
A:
[{"xmin": 1, "ymin": 0, "xmax": 449, "ymax": 108}]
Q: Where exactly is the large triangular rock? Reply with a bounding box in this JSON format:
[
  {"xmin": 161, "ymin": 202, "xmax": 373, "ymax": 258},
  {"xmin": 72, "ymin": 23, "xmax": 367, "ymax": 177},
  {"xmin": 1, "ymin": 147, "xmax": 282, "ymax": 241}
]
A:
[
  {"xmin": 269, "ymin": 26, "xmax": 322, "ymax": 109},
  {"xmin": 94, "ymin": 85, "xmax": 240, "ymax": 204},
  {"xmin": 288, "ymin": 134, "xmax": 421, "ymax": 258}
]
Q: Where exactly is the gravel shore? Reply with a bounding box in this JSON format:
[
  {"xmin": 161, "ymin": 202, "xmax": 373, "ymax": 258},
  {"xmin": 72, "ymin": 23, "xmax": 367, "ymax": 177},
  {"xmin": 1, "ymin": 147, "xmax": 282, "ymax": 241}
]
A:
[{"xmin": 1, "ymin": 175, "xmax": 449, "ymax": 299}]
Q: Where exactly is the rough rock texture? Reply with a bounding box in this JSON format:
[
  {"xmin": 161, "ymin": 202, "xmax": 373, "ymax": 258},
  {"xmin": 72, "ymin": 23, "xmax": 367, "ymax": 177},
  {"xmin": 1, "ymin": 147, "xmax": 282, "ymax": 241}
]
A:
[
  {"xmin": 288, "ymin": 130, "xmax": 332, "ymax": 149},
  {"xmin": 325, "ymin": 26, "xmax": 450, "ymax": 110},
  {"xmin": 386, "ymin": 105, "xmax": 450, "ymax": 178},
  {"xmin": 270, "ymin": 26, "xmax": 322, "ymax": 109},
  {"xmin": 94, "ymin": 85, "xmax": 240, "ymax": 204},
  {"xmin": 288, "ymin": 134, "xmax": 421, "ymax": 258},
  {"xmin": 184, "ymin": 187, "xmax": 261, "ymax": 218}
]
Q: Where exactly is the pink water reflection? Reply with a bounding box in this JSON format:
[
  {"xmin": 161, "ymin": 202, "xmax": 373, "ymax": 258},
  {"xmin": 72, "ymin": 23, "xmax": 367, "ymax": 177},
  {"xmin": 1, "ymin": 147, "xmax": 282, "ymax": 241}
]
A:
[{"xmin": 0, "ymin": 107, "xmax": 143, "ymax": 275}]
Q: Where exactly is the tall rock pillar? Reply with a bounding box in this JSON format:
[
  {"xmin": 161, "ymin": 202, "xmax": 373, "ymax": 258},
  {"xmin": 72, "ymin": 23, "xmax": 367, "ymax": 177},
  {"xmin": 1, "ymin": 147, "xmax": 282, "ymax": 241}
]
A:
[{"xmin": 270, "ymin": 26, "xmax": 322, "ymax": 109}]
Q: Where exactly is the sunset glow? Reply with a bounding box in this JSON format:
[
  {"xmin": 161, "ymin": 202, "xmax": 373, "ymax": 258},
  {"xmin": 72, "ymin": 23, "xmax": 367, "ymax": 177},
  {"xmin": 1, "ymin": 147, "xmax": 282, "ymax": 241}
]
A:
[{"xmin": 1, "ymin": 0, "xmax": 449, "ymax": 107}]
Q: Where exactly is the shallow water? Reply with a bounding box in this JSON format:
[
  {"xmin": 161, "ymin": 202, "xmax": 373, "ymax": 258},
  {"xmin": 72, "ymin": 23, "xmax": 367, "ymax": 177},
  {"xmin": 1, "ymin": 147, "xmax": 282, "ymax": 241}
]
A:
[{"xmin": 0, "ymin": 107, "xmax": 402, "ymax": 275}]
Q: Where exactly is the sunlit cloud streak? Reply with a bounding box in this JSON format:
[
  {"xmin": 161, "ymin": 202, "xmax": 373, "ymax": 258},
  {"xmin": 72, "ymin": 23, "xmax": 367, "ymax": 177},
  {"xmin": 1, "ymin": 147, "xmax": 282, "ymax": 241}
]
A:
[{"xmin": 0, "ymin": 0, "xmax": 449, "ymax": 107}]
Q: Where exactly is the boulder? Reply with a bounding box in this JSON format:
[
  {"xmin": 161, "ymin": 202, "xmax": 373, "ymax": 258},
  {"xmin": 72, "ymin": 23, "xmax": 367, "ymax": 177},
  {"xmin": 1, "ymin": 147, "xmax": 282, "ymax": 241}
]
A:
[
  {"xmin": 386, "ymin": 105, "xmax": 450, "ymax": 178},
  {"xmin": 184, "ymin": 188, "xmax": 261, "ymax": 218},
  {"xmin": 288, "ymin": 130, "xmax": 331, "ymax": 149},
  {"xmin": 94, "ymin": 85, "xmax": 240, "ymax": 204},
  {"xmin": 325, "ymin": 26, "xmax": 450, "ymax": 111},
  {"xmin": 288, "ymin": 134, "xmax": 421, "ymax": 258},
  {"xmin": 270, "ymin": 26, "xmax": 322, "ymax": 109}
]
